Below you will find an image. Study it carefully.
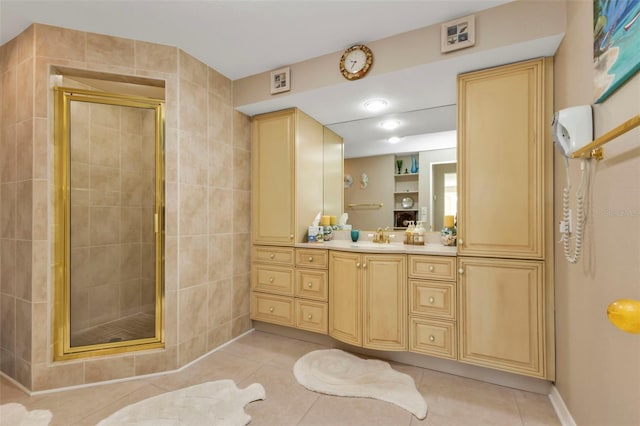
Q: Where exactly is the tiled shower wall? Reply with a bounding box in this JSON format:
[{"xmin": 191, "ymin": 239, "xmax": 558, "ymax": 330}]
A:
[
  {"xmin": 68, "ymin": 101, "xmax": 156, "ymax": 334},
  {"xmin": 0, "ymin": 24, "xmax": 252, "ymax": 391}
]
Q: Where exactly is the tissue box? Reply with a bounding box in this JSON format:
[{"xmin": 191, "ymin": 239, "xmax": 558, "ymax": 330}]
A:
[{"xmin": 307, "ymin": 226, "xmax": 322, "ymax": 242}]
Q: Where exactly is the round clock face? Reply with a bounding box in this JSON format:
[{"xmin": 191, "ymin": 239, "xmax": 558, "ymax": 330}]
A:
[{"xmin": 340, "ymin": 45, "xmax": 373, "ymax": 80}]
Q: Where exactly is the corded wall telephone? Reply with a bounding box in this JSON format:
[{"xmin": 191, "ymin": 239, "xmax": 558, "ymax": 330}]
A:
[{"xmin": 551, "ymin": 105, "xmax": 593, "ymax": 264}]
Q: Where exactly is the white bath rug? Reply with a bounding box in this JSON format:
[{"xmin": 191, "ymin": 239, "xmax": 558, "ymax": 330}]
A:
[
  {"xmin": 293, "ymin": 349, "xmax": 427, "ymax": 419},
  {"xmin": 97, "ymin": 380, "xmax": 265, "ymax": 426},
  {"xmin": 0, "ymin": 403, "xmax": 52, "ymax": 426}
]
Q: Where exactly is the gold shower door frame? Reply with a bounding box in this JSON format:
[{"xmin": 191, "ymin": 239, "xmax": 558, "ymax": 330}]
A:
[{"xmin": 53, "ymin": 87, "xmax": 165, "ymax": 360}]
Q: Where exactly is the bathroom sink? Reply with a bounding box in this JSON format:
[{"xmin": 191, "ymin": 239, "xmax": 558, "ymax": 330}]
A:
[{"xmin": 346, "ymin": 241, "xmax": 405, "ymax": 250}]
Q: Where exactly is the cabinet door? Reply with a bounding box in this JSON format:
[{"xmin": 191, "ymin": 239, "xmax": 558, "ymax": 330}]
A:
[
  {"xmin": 362, "ymin": 254, "xmax": 407, "ymax": 351},
  {"xmin": 457, "ymin": 58, "xmax": 551, "ymax": 259},
  {"xmin": 458, "ymin": 257, "xmax": 545, "ymax": 378},
  {"xmin": 328, "ymin": 251, "xmax": 362, "ymax": 346},
  {"xmin": 252, "ymin": 110, "xmax": 295, "ymax": 245}
]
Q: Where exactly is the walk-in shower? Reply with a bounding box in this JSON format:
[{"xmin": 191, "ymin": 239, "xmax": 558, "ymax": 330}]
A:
[{"xmin": 54, "ymin": 85, "xmax": 165, "ymax": 359}]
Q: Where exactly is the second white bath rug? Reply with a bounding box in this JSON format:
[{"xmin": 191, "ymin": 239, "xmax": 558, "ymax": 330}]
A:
[
  {"xmin": 97, "ymin": 379, "xmax": 265, "ymax": 426},
  {"xmin": 293, "ymin": 349, "xmax": 427, "ymax": 419},
  {"xmin": 0, "ymin": 403, "xmax": 52, "ymax": 426}
]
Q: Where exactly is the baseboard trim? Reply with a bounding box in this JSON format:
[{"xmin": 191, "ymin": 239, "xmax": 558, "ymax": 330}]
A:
[
  {"xmin": 549, "ymin": 385, "xmax": 576, "ymax": 426},
  {"xmin": 2, "ymin": 328, "xmax": 256, "ymax": 396}
]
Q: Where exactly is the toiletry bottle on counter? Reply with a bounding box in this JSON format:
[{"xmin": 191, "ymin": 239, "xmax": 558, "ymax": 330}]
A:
[
  {"xmin": 415, "ymin": 221, "xmax": 426, "ymax": 245},
  {"xmin": 404, "ymin": 221, "xmax": 415, "ymax": 245}
]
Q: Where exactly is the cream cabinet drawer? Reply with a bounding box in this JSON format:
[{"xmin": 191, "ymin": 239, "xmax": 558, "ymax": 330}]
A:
[
  {"xmin": 409, "ymin": 318, "xmax": 457, "ymax": 360},
  {"xmin": 296, "ymin": 249, "xmax": 328, "ymax": 269},
  {"xmin": 295, "ymin": 269, "xmax": 328, "ymax": 301},
  {"xmin": 408, "ymin": 255, "xmax": 456, "ymax": 281},
  {"xmin": 251, "ymin": 293, "xmax": 294, "ymax": 326},
  {"xmin": 253, "ymin": 246, "xmax": 295, "ymax": 265},
  {"xmin": 295, "ymin": 299, "xmax": 328, "ymax": 334},
  {"xmin": 251, "ymin": 265, "xmax": 294, "ymax": 296},
  {"xmin": 409, "ymin": 280, "xmax": 456, "ymax": 320}
]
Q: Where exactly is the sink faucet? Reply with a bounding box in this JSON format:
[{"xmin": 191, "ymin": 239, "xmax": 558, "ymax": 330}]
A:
[{"xmin": 373, "ymin": 227, "xmax": 391, "ymax": 244}]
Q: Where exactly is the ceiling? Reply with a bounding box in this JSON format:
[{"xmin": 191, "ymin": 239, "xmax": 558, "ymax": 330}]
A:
[{"xmin": 0, "ymin": 0, "xmax": 562, "ymax": 157}]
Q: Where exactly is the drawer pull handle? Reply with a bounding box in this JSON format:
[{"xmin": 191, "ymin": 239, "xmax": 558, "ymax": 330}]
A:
[
  {"xmin": 307, "ymin": 282, "xmax": 313, "ymax": 288},
  {"xmin": 429, "ymin": 265, "xmax": 435, "ymax": 272},
  {"xmin": 308, "ymin": 256, "xmax": 313, "ymax": 262},
  {"xmin": 429, "ymin": 335, "xmax": 435, "ymax": 342},
  {"xmin": 458, "ymin": 268, "xmax": 464, "ymax": 274},
  {"xmin": 269, "ymin": 253, "xmax": 275, "ymax": 259},
  {"xmin": 307, "ymin": 314, "xmax": 313, "ymax": 320},
  {"xmin": 269, "ymin": 277, "xmax": 274, "ymax": 283},
  {"xmin": 269, "ymin": 307, "xmax": 274, "ymax": 313},
  {"xmin": 428, "ymin": 296, "xmax": 435, "ymax": 304}
]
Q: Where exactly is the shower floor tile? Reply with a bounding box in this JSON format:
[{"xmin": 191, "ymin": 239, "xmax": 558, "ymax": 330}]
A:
[{"xmin": 70, "ymin": 312, "xmax": 156, "ymax": 347}]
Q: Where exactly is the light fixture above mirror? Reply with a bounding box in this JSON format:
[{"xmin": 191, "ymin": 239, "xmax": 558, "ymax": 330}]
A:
[
  {"xmin": 380, "ymin": 119, "xmax": 401, "ymax": 130},
  {"xmin": 363, "ymin": 98, "xmax": 389, "ymax": 113}
]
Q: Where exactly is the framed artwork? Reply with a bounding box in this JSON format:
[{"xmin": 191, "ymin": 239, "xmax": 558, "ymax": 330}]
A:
[
  {"xmin": 270, "ymin": 66, "xmax": 290, "ymax": 94},
  {"xmin": 593, "ymin": 0, "xmax": 640, "ymax": 103},
  {"xmin": 441, "ymin": 15, "xmax": 475, "ymax": 53}
]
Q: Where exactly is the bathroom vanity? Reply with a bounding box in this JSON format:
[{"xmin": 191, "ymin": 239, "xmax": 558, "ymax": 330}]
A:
[{"xmin": 250, "ymin": 57, "xmax": 554, "ymax": 382}]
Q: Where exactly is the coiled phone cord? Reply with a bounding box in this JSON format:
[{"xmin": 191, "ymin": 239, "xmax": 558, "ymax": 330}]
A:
[{"xmin": 560, "ymin": 158, "xmax": 589, "ymax": 264}]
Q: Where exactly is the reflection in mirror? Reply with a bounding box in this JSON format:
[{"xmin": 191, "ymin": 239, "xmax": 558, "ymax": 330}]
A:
[
  {"xmin": 431, "ymin": 162, "xmax": 457, "ymax": 231},
  {"xmin": 336, "ymin": 106, "xmax": 457, "ymax": 231},
  {"xmin": 54, "ymin": 86, "xmax": 165, "ymax": 360}
]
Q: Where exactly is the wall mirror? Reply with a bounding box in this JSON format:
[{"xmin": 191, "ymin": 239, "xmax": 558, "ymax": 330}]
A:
[
  {"xmin": 328, "ymin": 105, "xmax": 457, "ymax": 231},
  {"xmin": 53, "ymin": 83, "xmax": 165, "ymax": 360}
]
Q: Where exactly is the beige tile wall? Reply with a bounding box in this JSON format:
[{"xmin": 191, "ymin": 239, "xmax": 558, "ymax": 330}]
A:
[
  {"xmin": 0, "ymin": 23, "xmax": 252, "ymax": 391},
  {"xmin": 0, "ymin": 23, "xmax": 36, "ymax": 388}
]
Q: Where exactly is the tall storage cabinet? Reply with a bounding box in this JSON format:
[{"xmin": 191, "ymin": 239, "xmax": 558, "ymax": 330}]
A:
[
  {"xmin": 251, "ymin": 108, "xmax": 344, "ymax": 334},
  {"xmin": 252, "ymin": 108, "xmax": 325, "ymax": 245},
  {"xmin": 456, "ymin": 58, "xmax": 554, "ymax": 379}
]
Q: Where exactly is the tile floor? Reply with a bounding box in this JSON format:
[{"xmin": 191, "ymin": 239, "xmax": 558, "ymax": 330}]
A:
[{"xmin": 1, "ymin": 330, "xmax": 560, "ymax": 426}]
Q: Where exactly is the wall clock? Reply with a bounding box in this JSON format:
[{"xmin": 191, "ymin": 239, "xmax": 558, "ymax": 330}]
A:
[{"xmin": 339, "ymin": 44, "xmax": 373, "ymax": 80}]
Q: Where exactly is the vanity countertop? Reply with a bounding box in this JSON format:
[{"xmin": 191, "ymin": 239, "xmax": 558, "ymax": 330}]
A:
[{"xmin": 296, "ymin": 240, "xmax": 457, "ymax": 256}]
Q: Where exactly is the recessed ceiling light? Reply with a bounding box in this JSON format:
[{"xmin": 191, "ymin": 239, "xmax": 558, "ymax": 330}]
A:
[
  {"xmin": 363, "ymin": 99, "xmax": 388, "ymax": 112},
  {"xmin": 388, "ymin": 136, "xmax": 401, "ymax": 144},
  {"xmin": 379, "ymin": 119, "xmax": 400, "ymax": 130}
]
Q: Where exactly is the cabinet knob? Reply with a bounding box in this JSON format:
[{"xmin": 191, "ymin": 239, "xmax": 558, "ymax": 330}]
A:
[
  {"xmin": 458, "ymin": 238, "xmax": 463, "ymax": 245},
  {"xmin": 308, "ymin": 256, "xmax": 313, "ymax": 262},
  {"xmin": 356, "ymin": 262, "xmax": 361, "ymax": 268},
  {"xmin": 363, "ymin": 263, "xmax": 367, "ymax": 269},
  {"xmin": 307, "ymin": 282, "xmax": 313, "ymax": 288},
  {"xmin": 429, "ymin": 335, "xmax": 435, "ymax": 342},
  {"xmin": 269, "ymin": 307, "xmax": 274, "ymax": 313},
  {"xmin": 269, "ymin": 253, "xmax": 275, "ymax": 259},
  {"xmin": 269, "ymin": 277, "xmax": 274, "ymax": 283},
  {"xmin": 428, "ymin": 265, "xmax": 435, "ymax": 272},
  {"xmin": 428, "ymin": 296, "xmax": 435, "ymax": 304},
  {"xmin": 290, "ymin": 234, "xmax": 294, "ymax": 240},
  {"xmin": 307, "ymin": 314, "xmax": 313, "ymax": 320},
  {"xmin": 458, "ymin": 268, "xmax": 464, "ymax": 274}
]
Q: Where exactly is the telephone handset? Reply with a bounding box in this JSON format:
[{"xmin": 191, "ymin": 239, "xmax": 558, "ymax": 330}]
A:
[{"xmin": 552, "ymin": 105, "xmax": 593, "ymax": 264}]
